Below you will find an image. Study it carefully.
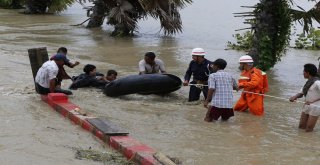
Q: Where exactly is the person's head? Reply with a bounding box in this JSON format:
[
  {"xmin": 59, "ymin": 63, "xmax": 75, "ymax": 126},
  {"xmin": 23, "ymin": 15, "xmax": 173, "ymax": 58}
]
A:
[
  {"xmin": 83, "ymin": 64, "xmax": 97, "ymax": 76},
  {"xmin": 52, "ymin": 53, "xmax": 67, "ymax": 66},
  {"xmin": 239, "ymin": 55, "xmax": 254, "ymax": 71},
  {"xmin": 191, "ymin": 48, "xmax": 205, "ymax": 63},
  {"xmin": 212, "ymin": 59, "xmax": 227, "ymax": 72},
  {"xmin": 106, "ymin": 70, "xmax": 118, "ymax": 81},
  {"xmin": 144, "ymin": 52, "xmax": 156, "ymax": 65},
  {"xmin": 57, "ymin": 47, "xmax": 68, "ymax": 55},
  {"xmin": 303, "ymin": 63, "xmax": 318, "ymax": 79}
]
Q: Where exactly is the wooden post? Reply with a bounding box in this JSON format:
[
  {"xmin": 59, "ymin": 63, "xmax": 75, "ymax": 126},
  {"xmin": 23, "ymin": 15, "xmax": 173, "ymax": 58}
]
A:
[{"xmin": 28, "ymin": 47, "xmax": 49, "ymax": 81}]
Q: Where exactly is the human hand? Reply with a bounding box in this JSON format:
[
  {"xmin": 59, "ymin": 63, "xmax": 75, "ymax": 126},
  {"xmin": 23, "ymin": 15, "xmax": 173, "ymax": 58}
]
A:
[
  {"xmin": 75, "ymin": 61, "xmax": 80, "ymax": 65},
  {"xmin": 183, "ymin": 80, "xmax": 189, "ymax": 86},
  {"xmin": 305, "ymin": 101, "xmax": 311, "ymax": 105},
  {"xmin": 289, "ymin": 96, "xmax": 297, "ymax": 102},
  {"xmin": 238, "ymin": 83, "xmax": 244, "ymax": 89},
  {"xmin": 203, "ymin": 100, "xmax": 209, "ymax": 108}
]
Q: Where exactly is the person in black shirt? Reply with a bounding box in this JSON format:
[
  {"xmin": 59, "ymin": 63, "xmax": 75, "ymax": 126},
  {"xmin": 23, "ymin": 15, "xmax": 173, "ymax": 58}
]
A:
[{"xmin": 183, "ymin": 48, "xmax": 212, "ymax": 102}]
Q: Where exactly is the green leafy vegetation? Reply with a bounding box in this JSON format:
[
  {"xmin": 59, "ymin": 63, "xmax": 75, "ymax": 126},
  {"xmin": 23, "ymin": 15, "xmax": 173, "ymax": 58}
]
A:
[
  {"xmin": 231, "ymin": 0, "xmax": 292, "ymax": 71},
  {"xmin": 227, "ymin": 31, "xmax": 253, "ymax": 51},
  {"xmin": 295, "ymin": 28, "xmax": 320, "ymax": 49}
]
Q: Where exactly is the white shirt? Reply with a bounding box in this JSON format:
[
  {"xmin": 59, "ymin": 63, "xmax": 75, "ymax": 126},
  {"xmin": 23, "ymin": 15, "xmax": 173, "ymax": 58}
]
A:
[
  {"xmin": 300, "ymin": 80, "xmax": 320, "ymax": 107},
  {"xmin": 35, "ymin": 60, "xmax": 59, "ymax": 88},
  {"xmin": 139, "ymin": 59, "xmax": 166, "ymax": 74}
]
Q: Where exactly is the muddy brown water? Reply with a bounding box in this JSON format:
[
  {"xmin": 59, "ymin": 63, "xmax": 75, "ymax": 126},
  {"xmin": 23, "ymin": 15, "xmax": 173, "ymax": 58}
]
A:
[{"xmin": 1, "ymin": 0, "xmax": 320, "ymax": 164}]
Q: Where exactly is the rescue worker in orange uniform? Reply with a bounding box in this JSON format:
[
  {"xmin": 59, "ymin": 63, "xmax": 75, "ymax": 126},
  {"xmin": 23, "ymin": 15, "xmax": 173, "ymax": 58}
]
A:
[{"xmin": 234, "ymin": 55, "xmax": 268, "ymax": 116}]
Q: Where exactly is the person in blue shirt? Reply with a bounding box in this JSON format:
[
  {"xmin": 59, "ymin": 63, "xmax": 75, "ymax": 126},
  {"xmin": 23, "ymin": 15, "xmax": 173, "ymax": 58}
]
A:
[{"xmin": 183, "ymin": 48, "xmax": 212, "ymax": 102}]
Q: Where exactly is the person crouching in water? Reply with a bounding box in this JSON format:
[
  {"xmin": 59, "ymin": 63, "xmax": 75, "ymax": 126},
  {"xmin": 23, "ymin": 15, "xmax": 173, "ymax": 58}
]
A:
[
  {"xmin": 69, "ymin": 64, "xmax": 114, "ymax": 89},
  {"xmin": 203, "ymin": 59, "xmax": 238, "ymax": 121},
  {"xmin": 290, "ymin": 64, "xmax": 320, "ymax": 132},
  {"xmin": 233, "ymin": 55, "xmax": 268, "ymax": 116},
  {"xmin": 35, "ymin": 54, "xmax": 72, "ymax": 95},
  {"xmin": 50, "ymin": 47, "xmax": 80, "ymax": 88},
  {"xmin": 139, "ymin": 52, "xmax": 166, "ymax": 74},
  {"xmin": 105, "ymin": 70, "xmax": 117, "ymax": 83}
]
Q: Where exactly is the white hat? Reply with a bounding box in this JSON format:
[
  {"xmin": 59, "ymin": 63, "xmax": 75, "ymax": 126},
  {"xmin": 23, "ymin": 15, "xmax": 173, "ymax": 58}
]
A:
[
  {"xmin": 239, "ymin": 55, "xmax": 253, "ymax": 63},
  {"xmin": 191, "ymin": 48, "xmax": 205, "ymax": 56}
]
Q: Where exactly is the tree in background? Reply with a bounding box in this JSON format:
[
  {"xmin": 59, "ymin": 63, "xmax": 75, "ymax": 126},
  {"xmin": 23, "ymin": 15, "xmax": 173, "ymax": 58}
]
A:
[
  {"xmin": 81, "ymin": 0, "xmax": 192, "ymax": 36},
  {"xmin": 0, "ymin": 0, "xmax": 24, "ymax": 8},
  {"xmin": 0, "ymin": 0, "xmax": 75, "ymax": 13},
  {"xmin": 232, "ymin": 0, "xmax": 320, "ymax": 71}
]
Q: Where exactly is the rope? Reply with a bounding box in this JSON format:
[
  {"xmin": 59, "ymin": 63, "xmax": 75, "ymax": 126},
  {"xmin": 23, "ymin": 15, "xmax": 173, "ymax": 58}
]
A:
[
  {"xmin": 184, "ymin": 84, "xmax": 320, "ymax": 108},
  {"xmin": 239, "ymin": 90, "xmax": 320, "ymax": 108},
  {"xmin": 188, "ymin": 84, "xmax": 208, "ymax": 89}
]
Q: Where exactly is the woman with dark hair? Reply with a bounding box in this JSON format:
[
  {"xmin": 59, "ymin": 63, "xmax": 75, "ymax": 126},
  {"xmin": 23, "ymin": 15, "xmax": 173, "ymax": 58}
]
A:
[{"xmin": 290, "ymin": 63, "xmax": 320, "ymax": 132}]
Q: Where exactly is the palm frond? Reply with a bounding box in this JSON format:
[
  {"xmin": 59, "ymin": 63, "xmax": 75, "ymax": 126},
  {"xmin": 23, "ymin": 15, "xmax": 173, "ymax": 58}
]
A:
[
  {"xmin": 290, "ymin": 1, "xmax": 320, "ymax": 33},
  {"xmin": 171, "ymin": 0, "xmax": 192, "ymax": 8},
  {"xmin": 48, "ymin": 0, "xmax": 76, "ymax": 13},
  {"xmin": 107, "ymin": 4, "xmax": 138, "ymax": 32}
]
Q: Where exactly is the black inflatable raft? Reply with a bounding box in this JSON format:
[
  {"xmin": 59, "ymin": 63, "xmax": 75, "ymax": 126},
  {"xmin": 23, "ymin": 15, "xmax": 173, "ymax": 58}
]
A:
[{"xmin": 104, "ymin": 74, "xmax": 182, "ymax": 97}]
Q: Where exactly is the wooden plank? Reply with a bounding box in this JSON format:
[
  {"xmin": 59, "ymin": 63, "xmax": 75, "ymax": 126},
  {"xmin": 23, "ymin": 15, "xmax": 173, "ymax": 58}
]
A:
[
  {"xmin": 153, "ymin": 152, "xmax": 177, "ymax": 165},
  {"xmin": 28, "ymin": 47, "xmax": 49, "ymax": 81},
  {"xmin": 86, "ymin": 118, "xmax": 129, "ymax": 136}
]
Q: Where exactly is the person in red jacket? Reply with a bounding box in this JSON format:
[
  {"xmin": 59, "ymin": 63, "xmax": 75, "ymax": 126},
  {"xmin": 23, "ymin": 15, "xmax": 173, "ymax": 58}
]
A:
[{"xmin": 234, "ymin": 55, "xmax": 268, "ymax": 116}]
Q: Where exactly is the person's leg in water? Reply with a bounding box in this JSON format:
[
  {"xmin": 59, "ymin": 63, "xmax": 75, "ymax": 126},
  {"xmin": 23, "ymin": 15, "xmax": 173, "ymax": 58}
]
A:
[
  {"xmin": 299, "ymin": 112, "xmax": 309, "ymax": 130},
  {"xmin": 305, "ymin": 115, "xmax": 319, "ymax": 132},
  {"xmin": 188, "ymin": 80, "xmax": 202, "ymax": 102}
]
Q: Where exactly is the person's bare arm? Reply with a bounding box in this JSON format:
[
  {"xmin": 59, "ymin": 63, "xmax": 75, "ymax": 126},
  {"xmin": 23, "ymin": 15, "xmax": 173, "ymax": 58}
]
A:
[
  {"xmin": 204, "ymin": 88, "xmax": 215, "ymax": 108},
  {"xmin": 289, "ymin": 93, "xmax": 303, "ymax": 102},
  {"xmin": 49, "ymin": 79, "xmax": 56, "ymax": 93}
]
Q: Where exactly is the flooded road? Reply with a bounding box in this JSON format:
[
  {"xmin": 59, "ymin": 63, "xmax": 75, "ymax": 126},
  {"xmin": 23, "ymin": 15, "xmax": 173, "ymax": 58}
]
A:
[{"xmin": 1, "ymin": 0, "xmax": 320, "ymax": 164}]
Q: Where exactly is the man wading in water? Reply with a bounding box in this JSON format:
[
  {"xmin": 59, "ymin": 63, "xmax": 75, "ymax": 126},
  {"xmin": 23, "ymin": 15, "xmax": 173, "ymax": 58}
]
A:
[
  {"xmin": 290, "ymin": 63, "xmax": 320, "ymax": 132},
  {"xmin": 233, "ymin": 55, "xmax": 268, "ymax": 116},
  {"xmin": 183, "ymin": 48, "xmax": 212, "ymax": 102}
]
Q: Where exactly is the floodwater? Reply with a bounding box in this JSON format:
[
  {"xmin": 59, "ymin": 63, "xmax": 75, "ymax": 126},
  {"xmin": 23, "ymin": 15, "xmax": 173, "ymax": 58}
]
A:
[{"xmin": 1, "ymin": 0, "xmax": 320, "ymax": 164}]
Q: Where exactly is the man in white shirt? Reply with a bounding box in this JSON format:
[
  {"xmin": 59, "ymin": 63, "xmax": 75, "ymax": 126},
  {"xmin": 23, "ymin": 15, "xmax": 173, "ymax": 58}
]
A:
[
  {"xmin": 35, "ymin": 54, "xmax": 72, "ymax": 95},
  {"xmin": 138, "ymin": 52, "xmax": 166, "ymax": 74}
]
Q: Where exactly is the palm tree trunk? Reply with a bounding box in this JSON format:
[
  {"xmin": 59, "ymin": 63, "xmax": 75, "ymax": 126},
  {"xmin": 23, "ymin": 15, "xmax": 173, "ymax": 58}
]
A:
[{"xmin": 87, "ymin": 0, "xmax": 107, "ymax": 28}]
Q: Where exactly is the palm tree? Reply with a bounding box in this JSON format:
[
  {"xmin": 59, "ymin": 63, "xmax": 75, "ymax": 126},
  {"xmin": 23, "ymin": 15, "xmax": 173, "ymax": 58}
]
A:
[
  {"xmin": 82, "ymin": 0, "xmax": 192, "ymax": 36},
  {"xmin": 24, "ymin": 0, "xmax": 75, "ymax": 14},
  {"xmin": 234, "ymin": 0, "xmax": 320, "ymax": 71},
  {"xmin": 290, "ymin": 1, "xmax": 320, "ymax": 33},
  {"xmin": 0, "ymin": 0, "xmax": 76, "ymax": 13}
]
